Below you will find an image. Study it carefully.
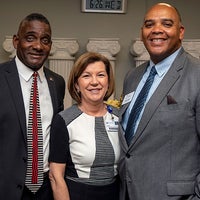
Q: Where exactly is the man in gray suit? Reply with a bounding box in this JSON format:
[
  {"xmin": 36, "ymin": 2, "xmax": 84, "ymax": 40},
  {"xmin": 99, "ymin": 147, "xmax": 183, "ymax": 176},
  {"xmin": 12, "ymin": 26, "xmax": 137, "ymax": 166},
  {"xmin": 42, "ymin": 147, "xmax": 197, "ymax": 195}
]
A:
[{"xmin": 119, "ymin": 3, "xmax": 200, "ymax": 200}]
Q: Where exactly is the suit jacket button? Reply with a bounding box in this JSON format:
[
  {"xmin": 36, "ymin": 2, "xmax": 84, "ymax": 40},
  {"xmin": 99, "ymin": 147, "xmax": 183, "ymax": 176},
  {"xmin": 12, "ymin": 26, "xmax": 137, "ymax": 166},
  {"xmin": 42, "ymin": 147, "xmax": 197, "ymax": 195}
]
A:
[
  {"xmin": 17, "ymin": 184, "xmax": 22, "ymax": 190},
  {"xmin": 126, "ymin": 153, "xmax": 130, "ymax": 158}
]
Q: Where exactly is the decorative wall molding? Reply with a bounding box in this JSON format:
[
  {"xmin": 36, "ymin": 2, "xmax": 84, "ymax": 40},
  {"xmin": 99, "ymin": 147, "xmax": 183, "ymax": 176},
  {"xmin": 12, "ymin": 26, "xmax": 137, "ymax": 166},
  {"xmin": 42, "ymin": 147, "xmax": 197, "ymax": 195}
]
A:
[
  {"xmin": 49, "ymin": 38, "xmax": 79, "ymax": 60},
  {"xmin": 48, "ymin": 38, "xmax": 79, "ymax": 108},
  {"xmin": 87, "ymin": 38, "xmax": 120, "ymax": 60},
  {"xmin": 3, "ymin": 36, "xmax": 16, "ymax": 58},
  {"xmin": 130, "ymin": 38, "xmax": 200, "ymax": 67},
  {"xmin": 3, "ymin": 36, "xmax": 79, "ymax": 108}
]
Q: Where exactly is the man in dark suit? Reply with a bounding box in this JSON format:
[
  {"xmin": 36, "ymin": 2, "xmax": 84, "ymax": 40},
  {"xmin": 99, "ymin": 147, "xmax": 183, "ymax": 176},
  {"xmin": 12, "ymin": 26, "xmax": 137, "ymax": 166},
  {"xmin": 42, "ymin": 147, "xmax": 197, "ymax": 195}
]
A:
[
  {"xmin": 119, "ymin": 3, "xmax": 200, "ymax": 200},
  {"xmin": 0, "ymin": 13, "xmax": 65, "ymax": 199}
]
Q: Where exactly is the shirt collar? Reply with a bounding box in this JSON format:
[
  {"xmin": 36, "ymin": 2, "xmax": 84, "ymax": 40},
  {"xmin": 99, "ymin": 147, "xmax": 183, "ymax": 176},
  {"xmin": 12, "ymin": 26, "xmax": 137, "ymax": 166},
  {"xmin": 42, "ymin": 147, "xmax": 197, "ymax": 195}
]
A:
[
  {"xmin": 15, "ymin": 56, "xmax": 45, "ymax": 82},
  {"xmin": 149, "ymin": 47, "xmax": 182, "ymax": 77}
]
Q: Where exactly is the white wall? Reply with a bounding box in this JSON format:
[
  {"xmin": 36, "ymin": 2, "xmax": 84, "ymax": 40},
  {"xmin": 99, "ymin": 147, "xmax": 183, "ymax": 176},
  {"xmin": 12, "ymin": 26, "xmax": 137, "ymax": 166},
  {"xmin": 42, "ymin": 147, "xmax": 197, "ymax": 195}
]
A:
[{"xmin": 0, "ymin": 0, "xmax": 200, "ymax": 98}]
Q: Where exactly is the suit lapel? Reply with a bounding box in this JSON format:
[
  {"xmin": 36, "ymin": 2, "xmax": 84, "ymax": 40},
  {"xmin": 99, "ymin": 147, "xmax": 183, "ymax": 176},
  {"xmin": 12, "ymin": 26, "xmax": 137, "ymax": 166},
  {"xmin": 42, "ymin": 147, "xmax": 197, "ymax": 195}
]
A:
[
  {"xmin": 119, "ymin": 63, "xmax": 148, "ymax": 150},
  {"xmin": 44, "ymin": 68, "xmax": 58, "ymax": 115},
  {"xmin": 5, "ymin": 60, "xmax": 27, "ymax": 141},
  {"xmin": 120, "ymin": 63, "xmax": 148, "ymax": 115},
  {"xmin": 129, "ymin": 50, "xmax": 186, "ymax": 147}
]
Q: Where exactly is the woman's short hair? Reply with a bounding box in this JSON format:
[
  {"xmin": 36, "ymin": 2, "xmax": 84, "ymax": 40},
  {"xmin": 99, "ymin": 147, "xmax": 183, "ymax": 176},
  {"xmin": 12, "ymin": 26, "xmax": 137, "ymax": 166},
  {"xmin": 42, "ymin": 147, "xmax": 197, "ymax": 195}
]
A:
[{"xmin": 68, "ymin": 52, "xmax": 115, "ymax": 104}]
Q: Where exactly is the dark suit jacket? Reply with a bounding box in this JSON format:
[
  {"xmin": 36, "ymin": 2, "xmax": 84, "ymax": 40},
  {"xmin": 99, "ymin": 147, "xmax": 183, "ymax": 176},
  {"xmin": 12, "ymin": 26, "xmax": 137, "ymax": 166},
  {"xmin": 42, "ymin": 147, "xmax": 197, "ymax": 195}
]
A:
[
  {"xmin": 118, "ymin": 48, "xmax": 200, "ymax": 200},
  {"xmin": 0, "ymin": 58, "xmax": 65, "ymax": 200}
]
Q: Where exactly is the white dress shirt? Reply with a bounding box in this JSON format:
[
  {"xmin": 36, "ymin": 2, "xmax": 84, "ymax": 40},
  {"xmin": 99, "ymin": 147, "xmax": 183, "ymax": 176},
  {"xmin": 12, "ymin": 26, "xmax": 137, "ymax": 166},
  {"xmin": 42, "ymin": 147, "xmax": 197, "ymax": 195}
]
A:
[{"xmin": 15, "ymin": 56, "xmax": 53, "ymax": 172}]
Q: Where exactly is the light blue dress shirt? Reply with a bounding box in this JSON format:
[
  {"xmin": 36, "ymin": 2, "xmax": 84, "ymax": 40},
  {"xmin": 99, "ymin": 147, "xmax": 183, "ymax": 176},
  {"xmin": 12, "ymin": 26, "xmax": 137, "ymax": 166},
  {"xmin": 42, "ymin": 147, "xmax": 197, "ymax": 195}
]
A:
[{"xmin": 122, "ymin": 48, "xmax": 181, "ymax": 134}]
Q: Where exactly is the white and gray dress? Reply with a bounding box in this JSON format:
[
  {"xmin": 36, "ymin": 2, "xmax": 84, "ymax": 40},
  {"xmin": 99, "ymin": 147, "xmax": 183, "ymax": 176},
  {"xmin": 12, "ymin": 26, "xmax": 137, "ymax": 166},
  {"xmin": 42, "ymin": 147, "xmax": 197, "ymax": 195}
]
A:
[{"xmin": 49, "ymin": 104, "xmax": 120, "ymax": 200}]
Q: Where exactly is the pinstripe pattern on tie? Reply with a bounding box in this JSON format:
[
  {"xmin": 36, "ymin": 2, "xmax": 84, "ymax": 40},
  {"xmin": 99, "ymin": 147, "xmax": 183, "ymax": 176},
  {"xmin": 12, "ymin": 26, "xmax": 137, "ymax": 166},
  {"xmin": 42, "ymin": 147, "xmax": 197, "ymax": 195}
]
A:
[
  {"xmin": 25, "ymin": 72, "xmax": 43, "ymax": 193},
  {"xmin": 125, "ymin": 66, "xmax": 157, "ymax": 145}
]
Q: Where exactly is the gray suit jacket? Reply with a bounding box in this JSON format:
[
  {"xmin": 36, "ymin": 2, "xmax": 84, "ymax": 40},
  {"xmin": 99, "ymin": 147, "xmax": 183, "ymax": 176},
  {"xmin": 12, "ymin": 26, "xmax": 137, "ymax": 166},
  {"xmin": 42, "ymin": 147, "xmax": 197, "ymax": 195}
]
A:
[
  {"xmin": 0, "ymin": 58, "xmax": 65, "ymax": 200},
  {"xmin": 118, "ymin": 48, "xmax": 200, "ymax": 200}
]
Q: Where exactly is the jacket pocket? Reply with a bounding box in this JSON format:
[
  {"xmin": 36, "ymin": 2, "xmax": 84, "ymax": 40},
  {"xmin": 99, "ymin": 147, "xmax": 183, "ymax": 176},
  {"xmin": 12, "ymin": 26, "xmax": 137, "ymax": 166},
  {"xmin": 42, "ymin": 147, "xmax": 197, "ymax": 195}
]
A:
[{"xmin": 167, "ymin": 180, "xmax": 195, "ymax": 196}]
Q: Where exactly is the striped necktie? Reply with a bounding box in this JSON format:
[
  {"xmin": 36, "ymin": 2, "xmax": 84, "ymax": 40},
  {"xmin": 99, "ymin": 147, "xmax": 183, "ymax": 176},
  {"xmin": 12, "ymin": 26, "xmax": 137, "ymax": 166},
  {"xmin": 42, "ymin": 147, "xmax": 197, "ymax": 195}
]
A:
[
  {"xmin": 125, "ymin": 66, "xmax": 157, "ymax": 145},
  {"xmin": 25, "ymin": 72, "xmax": 43, "ymax": 193}
]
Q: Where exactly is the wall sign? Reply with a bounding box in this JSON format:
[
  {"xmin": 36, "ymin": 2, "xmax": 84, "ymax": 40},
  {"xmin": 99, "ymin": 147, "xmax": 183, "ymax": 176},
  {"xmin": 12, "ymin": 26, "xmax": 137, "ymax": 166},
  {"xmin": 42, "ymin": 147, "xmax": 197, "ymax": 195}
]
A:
[{"xmin": 81, "ymin": 0, "xmax": 127, "ymax": 13}]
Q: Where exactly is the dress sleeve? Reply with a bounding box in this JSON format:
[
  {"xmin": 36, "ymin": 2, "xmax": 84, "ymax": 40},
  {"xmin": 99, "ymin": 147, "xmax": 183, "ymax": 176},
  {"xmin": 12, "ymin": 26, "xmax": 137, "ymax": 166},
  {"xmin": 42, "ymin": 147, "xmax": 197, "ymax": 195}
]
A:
[{"xmin": 49, "ymin": 113, "xmax": 69, "ymax": 163}]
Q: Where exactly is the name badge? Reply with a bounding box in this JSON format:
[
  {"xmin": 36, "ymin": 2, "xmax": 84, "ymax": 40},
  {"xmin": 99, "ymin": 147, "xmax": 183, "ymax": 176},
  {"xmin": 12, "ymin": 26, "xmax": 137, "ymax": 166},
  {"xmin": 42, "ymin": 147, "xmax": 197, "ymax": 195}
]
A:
[
  {"xmin": 105, "ymin": 120, "xmax": 119, "ymax": 132},
  {"xmin": 122, "ymin": 91, "xmax": 134, "ymax": 105}
]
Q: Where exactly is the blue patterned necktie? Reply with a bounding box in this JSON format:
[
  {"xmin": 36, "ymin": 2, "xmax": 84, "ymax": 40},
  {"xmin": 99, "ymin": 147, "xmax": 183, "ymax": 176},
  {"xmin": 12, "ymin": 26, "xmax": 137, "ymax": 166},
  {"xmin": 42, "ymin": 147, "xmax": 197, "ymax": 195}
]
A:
[{"xmin": 125, "ymin": 66, "xmax": 157, "ymax": 145}]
